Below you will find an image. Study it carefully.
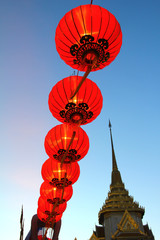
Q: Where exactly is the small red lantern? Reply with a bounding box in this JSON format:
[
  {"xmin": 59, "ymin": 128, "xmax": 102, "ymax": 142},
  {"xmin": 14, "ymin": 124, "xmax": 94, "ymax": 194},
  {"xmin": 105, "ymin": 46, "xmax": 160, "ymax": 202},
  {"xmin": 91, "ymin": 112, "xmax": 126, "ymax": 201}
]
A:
[
  {"xmin": 48, "ymin": 76, "xmax": 103, "ymax": 125},
  {"xmin": 41, "ymin": 158, "xmax": 80, "ymax": 187},
  {"xmin": 37, "ymin": 208, "xmax": 62, "ymax": 223},
  {"xmin": 45, "ymin": 124, "xmax": 89, "ymax": 163},
  {"xmin": 55, "ymin": 4, "xmax": 122, "ymax": 72},
  {"xmin": 38, "ymin": 196, "xmax": 67, "ymax": 216},
  {"xmin": 40, "ymin": 182, "xmax": 73, "ymax": 204}
]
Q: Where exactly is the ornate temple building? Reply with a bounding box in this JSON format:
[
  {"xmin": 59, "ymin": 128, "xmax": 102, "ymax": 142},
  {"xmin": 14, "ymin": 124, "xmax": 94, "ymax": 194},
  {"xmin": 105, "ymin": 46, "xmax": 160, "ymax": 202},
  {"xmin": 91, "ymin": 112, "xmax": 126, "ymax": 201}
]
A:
[{"xmin": 89, "ymin": 122, "xmax": 154, "ymax": 240}]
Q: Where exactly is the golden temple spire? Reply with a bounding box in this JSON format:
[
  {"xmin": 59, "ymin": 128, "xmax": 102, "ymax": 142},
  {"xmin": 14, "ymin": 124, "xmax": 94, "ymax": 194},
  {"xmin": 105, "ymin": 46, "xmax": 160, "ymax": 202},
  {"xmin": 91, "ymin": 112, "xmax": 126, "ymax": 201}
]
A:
[
  {"xmin": 98, "ymin": 122, "xmax": 145, "ymax": 225},
  {"xmin": 109, "ymin": 120, "xmax": 118, "ymax": 171},
  {"xmin": 109, "ymin": 120, "xmax": 123, "ymax": 186}
]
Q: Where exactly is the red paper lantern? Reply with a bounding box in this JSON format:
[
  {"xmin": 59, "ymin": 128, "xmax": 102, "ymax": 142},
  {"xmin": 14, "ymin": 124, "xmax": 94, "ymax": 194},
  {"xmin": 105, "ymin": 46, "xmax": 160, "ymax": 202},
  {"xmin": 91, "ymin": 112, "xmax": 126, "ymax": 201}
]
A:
[
  {"xmin": 48, "ymin": 76, "xmax": 103, "ymax": 125},
  {"xmin": 45, "ymin": 124, "xmax": 89, "ymax": 163},
  {"xmin": 37, "ymin": 208, "xmax": 62, "ymax": 223},
  {"xmin": 40, "ymin": 182, "xmax": 73, "ymax": 204},
  {"xmin": 41, "ymin": 158, "xmax": 80, "ymax": 187},
  {"xmin": 38, "ymin": 196, "xmax": 67, "ymax": 216},
  {"xmin": 55, "ymin": 4, "xmax": 122, "ymax": 72}
]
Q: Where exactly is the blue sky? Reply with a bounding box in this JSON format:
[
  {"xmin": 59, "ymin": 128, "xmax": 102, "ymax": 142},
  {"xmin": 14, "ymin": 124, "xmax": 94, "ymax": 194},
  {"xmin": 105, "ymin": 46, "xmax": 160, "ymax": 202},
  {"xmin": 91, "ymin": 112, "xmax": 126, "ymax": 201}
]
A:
[{"xmin": 1, "ymin": 0, "xmax": 160, "ymax": 239}]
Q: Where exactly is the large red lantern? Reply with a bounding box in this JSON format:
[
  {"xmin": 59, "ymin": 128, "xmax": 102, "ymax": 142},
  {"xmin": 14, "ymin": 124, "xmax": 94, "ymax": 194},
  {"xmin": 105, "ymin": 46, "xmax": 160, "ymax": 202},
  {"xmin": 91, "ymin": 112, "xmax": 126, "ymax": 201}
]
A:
[
  {"xmin": 55, "ymin": 4, "xmax": 122, "ymax": 72},
  {"xmin": 41, "ymin": 158, "xmax": 80, "ymax": 187},
  {"xmin": 37, "ymin": 208, "xmax": 62, "ymax": 223},
  {"xmin": 38, "ymin": 196, "xmax": 67, "ymax": 216},
  {"xmin": 48, "ymin": 76, "xmax": 103, "ymax": 125},
  {"xmin": 45, "ymin": 124, "xmax": 89, "ymax": 163},
  {"xmin": 40, "ymin": 182, "xmax": 73, "ymax": 204}
]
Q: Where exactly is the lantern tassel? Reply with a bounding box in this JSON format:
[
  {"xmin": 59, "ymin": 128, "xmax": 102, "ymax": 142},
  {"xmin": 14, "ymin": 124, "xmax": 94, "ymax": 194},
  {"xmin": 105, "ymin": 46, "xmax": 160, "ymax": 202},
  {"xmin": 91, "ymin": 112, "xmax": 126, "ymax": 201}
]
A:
[
  {"xmin": 70, "ymin": 56, "xmax": 97, "ymax": 99},
  {"xmin": 61, "ymin": 131, "xmax": 76, "ymax": 167}
]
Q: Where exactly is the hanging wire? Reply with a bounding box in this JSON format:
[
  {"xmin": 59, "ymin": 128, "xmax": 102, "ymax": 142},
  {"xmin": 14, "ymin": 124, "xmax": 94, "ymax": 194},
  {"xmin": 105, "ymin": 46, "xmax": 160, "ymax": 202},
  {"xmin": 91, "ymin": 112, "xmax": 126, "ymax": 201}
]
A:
[
  {"xmin": 43, "ymin": 131, "xmax": 76, "ymax": 239},
  {"xmin": 61, "ymin": 131, "xmax": 76, "ymax": 167},
  {"xmin": 42, "ymin": 196, "xmax": 60, "ymax": 240},
  {"xmin": 77, "ymin": 70, "xmax": 79, "ymax": 76},
  {"xmin": 70, "ymin": 66, "xmax": 92, "ymax": 99},
  {"xmin": 70, "ymin": 55, "xmax": 98, "ymax": 99},
  {"xmin": 43, "ymin": 173, "xmax": 67, "ymax": 240},
  {"xmin": 72, "ymin": 70, "xmax": 75, "ymax": 76}
]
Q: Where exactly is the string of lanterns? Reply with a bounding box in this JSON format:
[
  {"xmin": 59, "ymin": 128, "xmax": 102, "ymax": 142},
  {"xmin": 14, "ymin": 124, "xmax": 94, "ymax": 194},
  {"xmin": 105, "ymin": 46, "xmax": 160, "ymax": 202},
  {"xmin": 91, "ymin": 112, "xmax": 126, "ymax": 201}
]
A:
[{"xmin": 36, "ymin": 1, "xmax": 122, "ymax": 237}]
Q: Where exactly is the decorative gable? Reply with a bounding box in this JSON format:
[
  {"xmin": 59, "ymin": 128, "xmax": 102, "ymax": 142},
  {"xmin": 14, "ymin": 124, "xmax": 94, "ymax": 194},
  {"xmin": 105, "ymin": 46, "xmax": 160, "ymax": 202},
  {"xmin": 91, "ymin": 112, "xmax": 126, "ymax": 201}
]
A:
[
  {"xmin": 112, "ymin": 210, "xmax": 147, "ymax": 239},
  {"xmin": 117, "ymin": 210, "xmax": 139, "ymax": 232}
]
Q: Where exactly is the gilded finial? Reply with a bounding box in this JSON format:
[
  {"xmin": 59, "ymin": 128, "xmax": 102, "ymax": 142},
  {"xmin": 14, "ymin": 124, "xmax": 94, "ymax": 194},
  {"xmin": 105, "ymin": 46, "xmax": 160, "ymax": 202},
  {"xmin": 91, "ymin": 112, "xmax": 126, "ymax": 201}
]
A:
[
  {"xmin": 109, "ymin": 120, "xmax": 118, "ymax": 171},
  {"xmin": 108, "ymin": 120, "xmax": 123, "ymax": 186}
]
